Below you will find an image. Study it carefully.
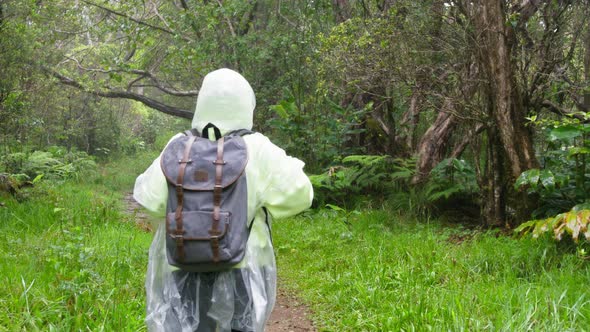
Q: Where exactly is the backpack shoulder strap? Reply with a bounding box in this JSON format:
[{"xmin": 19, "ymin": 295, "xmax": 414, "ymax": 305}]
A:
[
  {"xmin": 183, "ymin": 127, "xmax": 255, "ymax": 138},
  {"xmin": 247, "ymin": 207, "xmax": 272, "ymax": 244},
  {"xmin": 183, "ymin": 128, "xmax": 200, "ymax": 137},
  {"xmin": 227, "ymin": 129, "xmax": 255, "ymax": 137}
]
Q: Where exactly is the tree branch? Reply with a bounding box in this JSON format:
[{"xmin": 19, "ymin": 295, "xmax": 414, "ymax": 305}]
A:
[
  {"xmin": 61, "ymin": 56, "xmax": 199, "ymax": 97},
  {"xmin": 514, "ymin": 0, "xmax": 543, "ymax": 27},
  {"xmin": 215, "ymin": 0, "xmax": 237, "ymax": 38},
  {"xmin": 46, "ymin": 68, "xmax": 194, "ymax": 119},
  {"xmin": 450, "ymin": 123, "xmax": 485, "ymax": 159},
  {"xmin": 541, "ymin": 100, "xmax": 589, "ymax": 122},
  {"xmin": 81, "ymin": 0, "xmax": 194, "ymax": 43},
  {"xmin": 129, "ymin": 69, "xmax": 200, "ymax": 96}
]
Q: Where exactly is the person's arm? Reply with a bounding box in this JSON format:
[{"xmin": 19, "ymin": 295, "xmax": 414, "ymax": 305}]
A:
[
  {"xmin": 253, "ymin": 135, "xmax": 313, "ymax": 219},
  {"xmin": 132, "ymin": 134, "xmax": 182, "ymax": 215},
  {"xmin": 133, "ymin": 155, "xmax": 168, "ymax": 215}
]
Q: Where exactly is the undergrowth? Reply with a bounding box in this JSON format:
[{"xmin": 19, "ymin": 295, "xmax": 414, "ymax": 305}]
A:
[
  {"xmin": 274, "ymin": 209, "xmax": 590, "ymax": 331},
  {"xmin": 0, "ymin": 150, "xmax": 158, "ymax": 331},
  {"xmin": 3, "ymin": 144, "xmax": 589, "ymax": 331}
]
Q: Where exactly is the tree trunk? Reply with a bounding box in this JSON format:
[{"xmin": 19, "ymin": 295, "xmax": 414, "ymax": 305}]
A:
[
  {"xmin": 474, "ymin": 1, "xmax": 539, "ymax": 181},
  {"xmin": 399, "ymin": 88, "xmax": 421, "ymax": 152},
  {"xmin": 332, "ymin": 0, "xmax": 350, "ymax": 23},
  {"xmin": 412, "ymin": 98, "xmax": 456, "ymax": 184},
  {"xmin": 584, "ymin": 26, "xmax": 590, "ymax": 110},
  {"xmin": 482, "ymin": 126, "xmax": 505, "ymax": 227},
  {"xmin": 472, "ymin": 1, "xmax": 540, "ymax": 225}
]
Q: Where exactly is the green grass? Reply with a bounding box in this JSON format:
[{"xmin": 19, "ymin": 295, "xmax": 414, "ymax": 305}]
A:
[
  {"xmin": 274, "ymin": 209, "xmax": 590, "ymax": 331},
  {"xmin": 3, "ymin": 149, "xmax": 590, "ymax": 331},
  {"xmin": 0, "ymin": 151, "xmax": 159, "ymax": 331}
]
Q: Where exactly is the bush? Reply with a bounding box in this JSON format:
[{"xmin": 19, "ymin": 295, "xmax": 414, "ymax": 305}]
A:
[
  {"xmin": 310, "ymin": 155, "xmax": 396, "ymax": 207},
  {"xmin": 515, "ymin": 203, "xmax": 590, "ymax": 244},
  {"xmin": 0, "ymin": 148, "xmax": 98, "ymax": 183}
]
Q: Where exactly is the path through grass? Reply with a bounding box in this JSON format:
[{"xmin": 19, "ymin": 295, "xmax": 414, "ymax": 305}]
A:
[
  {"xmin": 274, "ymin": 209, "xmax": 590, "ymax": 331},
  {"xmin": 2, "ymin": 150, "xmax": 589, "ymax": 331}
]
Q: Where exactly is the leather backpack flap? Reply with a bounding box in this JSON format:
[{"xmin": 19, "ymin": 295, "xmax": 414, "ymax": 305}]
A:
[{"xmin": 160, "ymin": 135, "xmax": 248, "ymax": 190}]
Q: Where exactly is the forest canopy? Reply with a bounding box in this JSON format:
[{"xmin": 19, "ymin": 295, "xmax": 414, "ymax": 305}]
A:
[{"xmin": 1, "ymin": 0, "xmax": 589, "ymax": 228}]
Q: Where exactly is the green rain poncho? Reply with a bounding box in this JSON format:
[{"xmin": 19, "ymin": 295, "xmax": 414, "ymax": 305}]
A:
[{"xmin": 133, "ymin": 68, "xmax": 313, "ymax": 332}]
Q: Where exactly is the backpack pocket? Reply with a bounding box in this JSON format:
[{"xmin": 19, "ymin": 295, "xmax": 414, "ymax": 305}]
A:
[{"xmin": 166, "ymin": 211, "xmax": 234, "ymax": 267}]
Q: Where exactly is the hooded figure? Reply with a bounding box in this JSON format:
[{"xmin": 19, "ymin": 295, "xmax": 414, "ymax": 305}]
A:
[{"xmin": 133, "ymin": 68, "xmax": 313, "ymax": 332}]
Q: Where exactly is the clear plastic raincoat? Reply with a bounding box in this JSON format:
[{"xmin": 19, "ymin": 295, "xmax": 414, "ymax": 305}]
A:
[{"xmin": 133, "ymin": 68, "xmax": 313, "ymax": 332}]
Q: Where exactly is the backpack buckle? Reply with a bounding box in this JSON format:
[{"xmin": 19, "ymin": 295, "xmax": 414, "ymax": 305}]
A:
[
  {"xmin": 178, "ymin": 159, "xmax": 192, "ymax": 164},
  {"xmin": 175, "ymin": 184, "xmax": 183, "ymax": 195},
  {"xmin": 170, "ymin": 230, "xmax": 185, "ymax": 239}
]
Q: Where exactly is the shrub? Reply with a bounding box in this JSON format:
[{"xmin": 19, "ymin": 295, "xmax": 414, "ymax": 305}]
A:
[
  {"xmin": 310, "ymin": 155, "xmax": 396, "ymax": 207},
  {"xmin": 0, "ymin": 148, "xmax": 97, "ymax": 182},
  {"xmin": 515, "ymin": 203, "xmax": 590, "ymax": 244}
]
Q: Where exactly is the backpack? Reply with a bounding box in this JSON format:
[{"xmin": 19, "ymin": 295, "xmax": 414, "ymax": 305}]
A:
[{"xmin": 160, "ymin": 123, "xmax": 255, "ymax": 272}]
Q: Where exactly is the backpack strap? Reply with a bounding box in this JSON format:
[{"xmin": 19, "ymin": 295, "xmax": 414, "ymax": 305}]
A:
[
  {"xmin": 227, "ymin": 129, "xmax": 255, "ymax": 137},
  {"xmin": 184, "ymin": 128, "xmax": 199, "ymax": 137},
  {"xmin": 246, "ymin": 207, "xmax": 272, "ymax": 245},
  {"xmin": 263, "ymin": 207, "xmax": 273, "ymax": 245},
  {"xmin": 174, "ymin": 135, "xmax": 197, "ymax": 261},
  {"xmin": 184, "ymin": 127, "xmax": 255, "ymax": 138},
  {"xmin": 209, "ymin": 136, "xmax": 226, "ymax": 263},
  {"xmin": 202, "ymin": 123, "xmax": 222, "ymax": 140}
]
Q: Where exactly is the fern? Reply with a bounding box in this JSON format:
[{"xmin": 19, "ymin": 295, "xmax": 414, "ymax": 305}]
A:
[
  {"xmin": 310, "ymin": 155, "xmax": 397, "ymax": 206},
  {"xmin": 425, "ymin": 158, "xmax": 478, "ymax": 203},
  {"xmin": 1, "ymin": 149, "xmax": 97, "ymax": 182}
]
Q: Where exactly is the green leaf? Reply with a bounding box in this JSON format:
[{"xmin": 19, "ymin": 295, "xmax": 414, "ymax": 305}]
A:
[
  {"xmin": 32, "ymin": 174, "xmax": 44, "ymax": 184},
  {"xmin": 269, "ymin": 104, "xmax": 288, "ymax": 119},
  {"xmin": 515, "ymin": 169, "xmax": 540, "ymax": 189},
  {"xmin": 325, "ymin": 204, "xmax": 345, "ymax": 212},
  {"xmin": 567, "ymin": 146, "xmax": 590, "ymax": 157},
  {"xmin": 514, "ymin": 219, "xmax": 536, "ymax": 234},
  {"xmin": 539, "ymin": 169, "xmax": 555, "ymax": 191},
  {"xmin": 573, "ymin": 203, "xmax": 590, "ymax": 211},
  {"xmin": 565, "ymin": 212, "xmax": 580, "ymax": 241},
  {"xmin": 549, "ymin": 125, "xmax": 582, "ymax": 141},
  {"xmin": 109, "ymin": 72, "xmax": 123, "ymax": 83}
]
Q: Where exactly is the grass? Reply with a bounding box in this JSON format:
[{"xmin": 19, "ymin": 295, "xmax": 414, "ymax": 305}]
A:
[
  {"xmin": 274, "ymin": 209, "xmax": 590, "ymax": 331},
  {"xmin": 2, "ymin": 148, "xmax": 590, "ymax": 331},
  {"xmin": 0, "ymin": 151, "xmax": 159, "ymax": 331}
]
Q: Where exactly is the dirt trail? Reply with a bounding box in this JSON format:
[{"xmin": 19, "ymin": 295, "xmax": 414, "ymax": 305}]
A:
[
  {"xmin": 123, "ymin": 193, "xmax": 316, "ymax": 332},
  {"xmin": 266, "ymin": 288, "xmax": 316, "ymax": 332}
]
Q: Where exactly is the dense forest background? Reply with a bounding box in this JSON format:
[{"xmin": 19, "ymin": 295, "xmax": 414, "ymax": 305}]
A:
[
  {"xmin": 2, "ymin": 1, "xmax": 590, "ymax": 330},
  {"xmin": 1, "ymin": 0, "xmax": 589, "ymax": 230}
]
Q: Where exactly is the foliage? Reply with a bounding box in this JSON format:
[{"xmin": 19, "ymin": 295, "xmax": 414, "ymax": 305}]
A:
[
  {"xmin": 0, "ymin": 178, "xmax": 151, "ymax": 330},
  {"xmin": 0, "ymin": 148, "xmax": 98, "ymax": 182},
  {"xmin": 515, "ymin": 112, "xmax": 590, "ymax": 244},
  {"xmin": 388, "ymin": 157, "xmax": 479, "ymax": 220},
  {"xmin": 515, "ymin": 204, "xmax": 590, "ymax": 244},
  {"xmin": 426, "ymin": 158, "xmax": 478, "ymax": 202},
  {"xmin": 2, "ymin": 0, "xmax": 590, "ymax": 227},
  {"xmin": 275, "ymin": 210, "xmax": 590, "ymax": 331},
  {"xmin": 311, "ymin": 154, "xmax": 480, "ymax": 219},
  {"xmin": 310, "ymin": 155, "xmax": 396, "ymax": 207},
  {"xmin": 518, "ymin": 112, "xmax": 590, "ymax": 218}
]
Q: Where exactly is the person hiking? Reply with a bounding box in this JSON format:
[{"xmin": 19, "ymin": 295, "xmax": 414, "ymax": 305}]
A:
[{"xmin": 133, "ymin": 68, "xmax": 313, "ymax": 332}]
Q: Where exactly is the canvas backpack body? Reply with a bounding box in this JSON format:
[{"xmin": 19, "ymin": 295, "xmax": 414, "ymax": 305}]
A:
[{"xmin": 160, "ymin": 124, "xmax": 253, "ymax": 272}]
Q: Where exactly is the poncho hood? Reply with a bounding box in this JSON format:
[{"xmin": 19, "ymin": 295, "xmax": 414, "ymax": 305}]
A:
[{"xmin": 192, "ymin": 68, "xmax": 256, "ymax": 135}]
